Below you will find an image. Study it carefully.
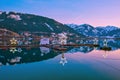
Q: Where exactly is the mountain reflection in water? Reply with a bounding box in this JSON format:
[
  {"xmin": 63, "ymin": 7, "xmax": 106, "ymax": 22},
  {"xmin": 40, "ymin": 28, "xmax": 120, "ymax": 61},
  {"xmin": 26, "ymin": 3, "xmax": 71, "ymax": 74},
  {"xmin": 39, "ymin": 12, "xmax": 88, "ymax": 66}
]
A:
[
  {"xmin": 0, "ymin": 39, "xmax": 120, "ymax": 80},
  {"xmin": 0, "ymin": 41, "xmax": 119, "ymax": 66}
]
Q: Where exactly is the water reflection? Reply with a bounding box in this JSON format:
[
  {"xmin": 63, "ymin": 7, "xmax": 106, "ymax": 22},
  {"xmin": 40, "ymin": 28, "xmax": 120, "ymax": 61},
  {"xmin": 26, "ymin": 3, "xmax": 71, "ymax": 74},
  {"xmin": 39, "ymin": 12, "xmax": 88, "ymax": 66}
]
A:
[
  {"xmin": 103, "ymin": 51, "xmax": 108, "ymax": 58},
  {"xmin": 1, "ymin": 37, "xmax": 120, "ymax": 80},
  {"xmin": 0, "ymin": 45, "xmax": 117, "ymax": 67},
  {"xmin": 60, "ymin": 52, "xmax": 68, "ymax": 66},
  {"xmin": 0, "ymin": 47, "xmax": 59, "ymax": 66},
  {"xmin": 40, "ymin": 47, "xmax": 50, "ymax": 56},
  {"xmin": 1, "ymin": 38, "xmax": 120, "ymax": 67}
]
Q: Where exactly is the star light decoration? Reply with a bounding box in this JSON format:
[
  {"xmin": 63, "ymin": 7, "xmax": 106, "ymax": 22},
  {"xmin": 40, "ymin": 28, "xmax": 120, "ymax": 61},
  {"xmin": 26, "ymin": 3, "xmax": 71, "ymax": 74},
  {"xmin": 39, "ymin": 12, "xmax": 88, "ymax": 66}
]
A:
[
  {"xmin": 10, "ymin": 38, "xmax": 18, "ymax": 45},
  {"xmin": 60, "ymin": 57, "xmax": 68, "ymax": 66},
  {"xmin": 10, "ymin": 47, "xmax": 17, "ymax": 53},
  {"xmin": 17, "ymin": 48, "xmax": 22, "ymax": 53},
  {"xmin": 17, "ymin": 40, "xmax": 23, "ymax": 46}
]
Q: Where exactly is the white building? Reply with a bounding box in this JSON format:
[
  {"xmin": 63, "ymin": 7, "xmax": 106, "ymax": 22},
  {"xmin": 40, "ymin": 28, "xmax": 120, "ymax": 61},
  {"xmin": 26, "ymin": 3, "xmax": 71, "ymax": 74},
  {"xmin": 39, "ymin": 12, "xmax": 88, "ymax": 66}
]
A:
[
  {"xmin": 40, "ymin": 47, "xmax": 50, "ymax": 54},
  {"xmin": 8, "ymin": 14, "xmax": 21, "ymax": 20},
  {"xmin": 40, "ymin": 37, "xmax": 50, "ymax": 45},
  {"xmin": 58, "ymin": 32, "xmax": 67, "ymax": 45}
]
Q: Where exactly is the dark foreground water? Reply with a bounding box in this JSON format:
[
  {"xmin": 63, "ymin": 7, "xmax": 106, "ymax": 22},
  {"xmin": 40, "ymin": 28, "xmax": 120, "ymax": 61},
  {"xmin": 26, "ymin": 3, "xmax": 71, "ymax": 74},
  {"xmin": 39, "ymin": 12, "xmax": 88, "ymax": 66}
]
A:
[{"xmin": 0, "ymin": 46, "xmax": 120, "ymax": 80}]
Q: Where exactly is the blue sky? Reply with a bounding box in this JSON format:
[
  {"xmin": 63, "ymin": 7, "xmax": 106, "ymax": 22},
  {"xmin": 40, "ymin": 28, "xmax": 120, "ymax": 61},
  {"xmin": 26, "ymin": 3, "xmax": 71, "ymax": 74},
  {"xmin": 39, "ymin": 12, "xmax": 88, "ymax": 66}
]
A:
[{"xmin": 0, "ymin": 0, "xmax": 120, "ymax": 27}]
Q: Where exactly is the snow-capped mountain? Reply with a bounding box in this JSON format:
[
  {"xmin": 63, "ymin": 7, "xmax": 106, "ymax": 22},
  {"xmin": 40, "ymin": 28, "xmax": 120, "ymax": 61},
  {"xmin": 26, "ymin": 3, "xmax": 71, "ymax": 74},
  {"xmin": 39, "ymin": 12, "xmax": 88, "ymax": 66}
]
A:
[
  {"xmin": 67, "ymin": 46, "xmax": 94, "ymax": 53},
  {"xmin": 95, "ymin": 26, "xmax": 119, "ymax": 36},
  {"xmin": 0, "ymin": 11, "xmax": 119, "ymax": 38},
  {"xmin": 67, "ymin": 24, "xmax": 120, "ymax": 37},
  {"xmin": 97, "ymin": 26, "xmax": 118, "ymax": 32},
  {"xmin": 67, "ymin": 24, "xmax": 97, "ymax": 36}
]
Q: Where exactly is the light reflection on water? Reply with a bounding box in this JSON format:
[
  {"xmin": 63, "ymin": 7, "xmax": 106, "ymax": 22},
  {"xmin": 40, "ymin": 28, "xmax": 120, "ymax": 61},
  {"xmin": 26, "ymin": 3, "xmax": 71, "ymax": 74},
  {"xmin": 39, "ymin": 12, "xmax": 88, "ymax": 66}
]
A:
[{"xmin": 0, "ymin": 41, "xmax": 120, "ymax": 80}]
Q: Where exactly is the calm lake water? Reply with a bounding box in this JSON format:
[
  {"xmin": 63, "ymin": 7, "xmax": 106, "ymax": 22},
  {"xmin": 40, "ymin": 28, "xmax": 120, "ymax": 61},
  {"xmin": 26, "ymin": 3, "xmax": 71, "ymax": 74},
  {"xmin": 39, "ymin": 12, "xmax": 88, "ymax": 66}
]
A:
[{"xmin": 0, "ymin": 40, "xmax": 120, "ymax": 80}]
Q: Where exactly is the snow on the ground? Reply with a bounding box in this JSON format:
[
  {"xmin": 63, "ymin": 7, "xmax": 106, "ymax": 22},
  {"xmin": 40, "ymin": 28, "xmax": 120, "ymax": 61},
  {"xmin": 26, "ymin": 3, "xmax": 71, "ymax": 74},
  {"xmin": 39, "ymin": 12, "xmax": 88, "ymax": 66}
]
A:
[{"xmin": 45, "ymin": 23, "xmax": 54, "ymax": 31}]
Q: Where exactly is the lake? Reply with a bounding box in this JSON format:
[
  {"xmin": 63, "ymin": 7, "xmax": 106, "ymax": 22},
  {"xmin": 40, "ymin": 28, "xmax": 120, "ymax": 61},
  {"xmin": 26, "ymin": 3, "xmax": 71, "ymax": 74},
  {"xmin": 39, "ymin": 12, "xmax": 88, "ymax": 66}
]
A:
[{"xmin": 0, "ymin": 39, "xmax": 120, "ymax": 80}]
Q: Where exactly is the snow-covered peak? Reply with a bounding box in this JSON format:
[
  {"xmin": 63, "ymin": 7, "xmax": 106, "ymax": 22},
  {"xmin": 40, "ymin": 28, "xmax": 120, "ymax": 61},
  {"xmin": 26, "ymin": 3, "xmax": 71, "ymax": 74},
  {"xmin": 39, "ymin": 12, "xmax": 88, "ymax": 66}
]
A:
[
  {"xmin": 66, "ymin": 24, "xmax": 78, "ymax": 28},
  {"xmin": 96, "ymin": 26, "xmax": 118, "ymax": 32},
  {"xmin": 105, "ymin": 26, "xmax": 118, "ymax": 31},
  {"xmin": 67, "ymin": 23, "xmax": 120, "ymax": 37},
  {"xmin": 79, "ymin": 24, "xmax": 94, "ymax": 29}
]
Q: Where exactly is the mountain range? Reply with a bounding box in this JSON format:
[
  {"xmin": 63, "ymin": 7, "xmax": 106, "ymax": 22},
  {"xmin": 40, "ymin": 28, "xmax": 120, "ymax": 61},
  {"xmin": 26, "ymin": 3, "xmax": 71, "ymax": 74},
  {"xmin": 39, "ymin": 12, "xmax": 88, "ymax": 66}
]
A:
[
  {"xmin": 0, "ymin": 11, "xmax": 120, "ymax": 38},
  {"xmin": 0, "ymin": 11, "xmax": 83, "ymax": 37},
  {"xmin": 66, "ymin": 24, "xmax": 120, "ymax": 37}
]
